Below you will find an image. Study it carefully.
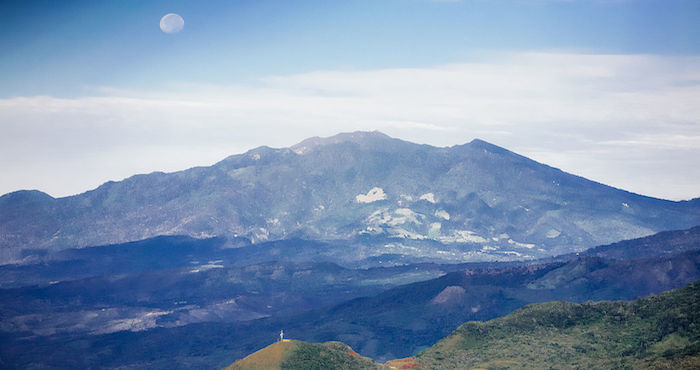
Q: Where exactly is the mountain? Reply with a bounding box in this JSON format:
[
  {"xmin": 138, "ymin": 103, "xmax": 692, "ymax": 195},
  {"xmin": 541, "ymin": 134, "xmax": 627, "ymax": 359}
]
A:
[
  {"xmin": 224, "ymin": 340, "xmax": 381, "ymax": 370},
  {"xmin": 416, "ymin": 280, "xmax": 700, "ymax": 369},
  {"xmin": 2, "ymin": 131, "xmax": 699, "ymax": 264}
]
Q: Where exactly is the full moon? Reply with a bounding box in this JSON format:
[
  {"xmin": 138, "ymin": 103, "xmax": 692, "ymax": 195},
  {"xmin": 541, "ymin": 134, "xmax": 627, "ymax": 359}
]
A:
[{"xmin": 160, "ymin": 13, "xmax": 184, "ymax": 34}]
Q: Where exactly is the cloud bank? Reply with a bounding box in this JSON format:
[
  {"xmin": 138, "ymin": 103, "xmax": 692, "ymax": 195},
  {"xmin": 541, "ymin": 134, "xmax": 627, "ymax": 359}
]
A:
[{"xmin": 1, "ymin": 52, "xmax": 698, "ymax": 200}]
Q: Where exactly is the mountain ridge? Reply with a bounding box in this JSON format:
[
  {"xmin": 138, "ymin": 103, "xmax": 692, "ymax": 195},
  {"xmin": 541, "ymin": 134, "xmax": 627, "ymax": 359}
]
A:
[
  {"xmin": 0, "ymin": 131, "xmax": 686, "ymax": 203},
  {"xmin": 2, "ymin": 131, "xmax": 699, "ymax": 264}
]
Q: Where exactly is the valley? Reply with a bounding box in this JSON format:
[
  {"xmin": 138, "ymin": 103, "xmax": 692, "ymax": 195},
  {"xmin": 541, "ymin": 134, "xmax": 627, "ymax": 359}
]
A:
[{"xmin": 1, "ymin": 226, "xmax": 698, "ymax": 368}]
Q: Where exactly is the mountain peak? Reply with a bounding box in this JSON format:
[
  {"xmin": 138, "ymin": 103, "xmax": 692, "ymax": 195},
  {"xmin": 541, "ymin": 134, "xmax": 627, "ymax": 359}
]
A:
[
  {"xmin": 468, "ymin": 138, "xmax": 490, "ymax": 146},
  {"xmin": 467, "ymin": 138, "xmax": 509, "ymax": 153},
  {"xmin": 290, "ymin": 130, "xmax": 392, "ymax": 154}
]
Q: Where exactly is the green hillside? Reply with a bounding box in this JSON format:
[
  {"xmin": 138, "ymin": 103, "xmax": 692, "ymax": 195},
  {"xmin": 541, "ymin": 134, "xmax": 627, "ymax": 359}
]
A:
[
  {"xmin": 417, "ymin": 280, "xmax": 700, "ymax": 369},
  {"xmin": 224, "ymin": 340, "xmax": 382, "ymax": 370},
  {"xmin": 224, "ymin": 281, "xmax": 700, "ymax": 369}
]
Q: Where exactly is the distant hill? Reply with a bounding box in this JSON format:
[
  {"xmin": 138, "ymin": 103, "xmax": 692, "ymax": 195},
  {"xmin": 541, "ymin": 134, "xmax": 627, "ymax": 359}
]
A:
[
  {"xmin": 224, "ymin": 340, "xmax": 381, "ymax": 370},
  {"xmin": 417, "ymin": 280, "xmax": 700, "ymax": 369},
  {"xmin": 577, "ymin": 224, "xmax": 700, "ymax": 260},
  {"xmin": 2, "ymin": 131, "xmax": 700, "ymax": 264}
]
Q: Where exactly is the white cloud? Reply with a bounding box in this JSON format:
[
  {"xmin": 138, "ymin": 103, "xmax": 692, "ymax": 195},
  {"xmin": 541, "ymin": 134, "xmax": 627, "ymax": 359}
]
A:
[{"xmin": 1, "ymin": 52, "xmax": 699, "ymax": 200}]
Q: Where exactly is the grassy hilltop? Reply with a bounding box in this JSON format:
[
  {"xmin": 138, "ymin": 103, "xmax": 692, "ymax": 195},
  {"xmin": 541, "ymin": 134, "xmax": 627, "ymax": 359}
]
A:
[{"xmin": 225, "ymin": 340, "xmax": 381, "ymax": 370}]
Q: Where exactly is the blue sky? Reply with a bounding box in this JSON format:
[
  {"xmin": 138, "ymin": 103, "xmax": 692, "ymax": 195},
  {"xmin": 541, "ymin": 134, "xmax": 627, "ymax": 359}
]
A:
[
  {"xmin": 2, "ymin": 0, "xmax": 699, "ymax": 96},
  {"xmin": 1, "ymin": 0, "xmax": 699, "ymax": 200}
]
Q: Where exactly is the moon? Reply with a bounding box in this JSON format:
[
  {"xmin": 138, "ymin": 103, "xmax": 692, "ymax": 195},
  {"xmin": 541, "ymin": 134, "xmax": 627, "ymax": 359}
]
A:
[{"xmin": 160, "ymin": 13, "xmax": 184, "ymax": 34}]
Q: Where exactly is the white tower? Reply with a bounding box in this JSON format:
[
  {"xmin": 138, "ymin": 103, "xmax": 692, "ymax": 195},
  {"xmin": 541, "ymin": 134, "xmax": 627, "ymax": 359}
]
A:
[{"xmin": 280, "ymin": 329, "xmax": 284, "ymax": 342}]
